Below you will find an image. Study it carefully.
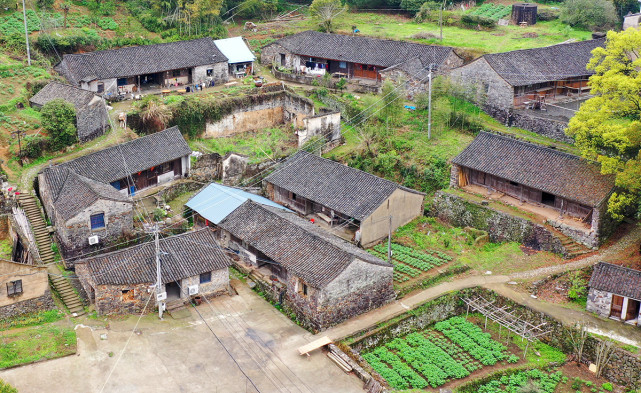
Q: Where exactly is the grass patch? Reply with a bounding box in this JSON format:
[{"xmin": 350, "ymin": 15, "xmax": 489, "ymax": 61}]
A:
[
  {"xmin": 0, "ymin": 239, "xmax": 12, "ymax": 260},
  {"xmin": 0, "ymin": 325, "xmax": 76, "ymax": 369},
  {"xmin": 0, "ymin": 309, "xmax": 65, "ymax": 331}
]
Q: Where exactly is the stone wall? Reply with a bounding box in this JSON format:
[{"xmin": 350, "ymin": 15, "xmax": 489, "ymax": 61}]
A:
[
  {"xmin": 450, "ymin": 57, "xmax": 514, "ymax": 111},
  {"xmin": 431, "ymin": 191, "xmax": 567, "ymax": 255},
  {"xmin": 586, "ymin": 288, "xmax": 612, "ymax": 317},
  {"xmin": 0, "ymin": 290, "xmax": 56, "ymax": 319},
  {"xmin": 94, "ymin": 282, "xmax": 152, "ymax": 315},
  {"xmin": 191, "ymin": 153, "xmax": 223, "ymax": 182},
  {"xmin": 299, "ymin": 111, "xmax": 341, "ymax": 146},
  {"xmin": 203, "ymin": 90, "xmax": 314, "ymax": 138},
  {"xmin": 486, "ymin": 106, "xmax": 573, "ymax": 143},
  {"xmin": 192, "ymin": 62, "xmax": 228, "ymax": 85},
  {"xmin": 156, "ymin": 180, "xmax": 203, "ymax": 203}
]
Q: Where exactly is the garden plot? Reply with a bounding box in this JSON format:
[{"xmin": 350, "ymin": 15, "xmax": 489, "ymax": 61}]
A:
[
  {"xmin": 367, "ymin": 243, "xmax": 453, "ymax": 284},
  {"xmin": 362, "ymin": 316, "xmax": 520, "ymax": 390},
  {"xmin": 468, "ymin": 3, "xmax": 511, "ymax": 21}
]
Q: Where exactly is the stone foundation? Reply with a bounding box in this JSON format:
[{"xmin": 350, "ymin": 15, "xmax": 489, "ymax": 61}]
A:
[
  {"xmin": 431, "ymin": 190, "xmax": 567, "ymax": 255},
  {"xmin": 586, "ymin": 288, "xmax": 613, "ymax": 317},
  {"xmin": 485, "ymin": 106, "xmax": 573, "ymax": 143},
  {"xmin": 0, "ymin": 290, "xmax": 56, "ymax": 319}
]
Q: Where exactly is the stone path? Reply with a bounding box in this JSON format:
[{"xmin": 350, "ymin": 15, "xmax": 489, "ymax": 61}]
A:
[{"xmin": 316, "ymin": 224, "xmax": 641, "ymax": 343}]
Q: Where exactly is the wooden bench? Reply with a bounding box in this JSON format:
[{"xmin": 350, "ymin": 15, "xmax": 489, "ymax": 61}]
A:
[
  {"xmin": 298, "ymin": 336, "xmax": 332, "ymax": 357},
  {"xmin": 316, "ymin": 212, "xmax": 332, "ymax": 224}
]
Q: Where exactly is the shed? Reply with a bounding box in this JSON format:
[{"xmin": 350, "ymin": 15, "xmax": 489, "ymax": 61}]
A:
[
  {"xmin": 214, "ymin": 37, "xmax": 256, "ymax": 77},
  {"xmin": 512, "ymin": 3, "xmax": 537, "ymax": 25}
]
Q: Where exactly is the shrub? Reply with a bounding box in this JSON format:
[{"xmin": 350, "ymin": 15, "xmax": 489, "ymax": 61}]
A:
[
  {"xmin": 461, "ymin": 14, "xmax": 497, "ymax": 29},
  {"xmin": 22, "ymin": 135, "xmax": 49, "ymax": 159},
  {"xmin": 40, "ymin": 99, "xmax": 77, "ymax": 150},
  {"xmin": 602, "ymin": 382, "xmax": 613, "ymax": 391},
  {"xmin": 0, "ymin": 379, "xmax": 17, "ymax": 393},
  {"xmin": 560, "ymin": 0, "xmax": 618, "ymax": 30}
]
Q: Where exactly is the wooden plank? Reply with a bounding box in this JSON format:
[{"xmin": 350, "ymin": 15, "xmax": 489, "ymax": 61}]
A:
[{"xmin": 298, "ymin": 336, "xmax": 332, "ymax": 356}]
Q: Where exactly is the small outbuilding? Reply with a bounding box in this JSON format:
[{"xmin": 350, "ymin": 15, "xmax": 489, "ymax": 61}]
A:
[
  {"xmin": 511, "ymin": 3, "xmax": 537, "ymax": 25},
  {"xmin": 75, "ymin": 228, "xmax": 232, "ymax": 315},
  {"xmin": 0, "ymin": 260, "xmax": 54, "ymax": 319},
  {"xmin": 263, "ymin": 151, "xmax": 425, "ymax": 247},
  {"xmin": 30, "ymin": 82, "xmax": 110, "ymax": 142},
  {"xmin": 587, "ymin": 262, "xmax": 640, "ymax": 327},
  {"xmin": 214, "ymin": 36, "xmax": 256, "ymax": 78}
]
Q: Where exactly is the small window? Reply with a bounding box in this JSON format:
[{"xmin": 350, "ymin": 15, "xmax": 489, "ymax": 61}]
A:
[
  {"xmin": 339, "ymin": 61, "xmax": 347, "ymax": 68},
  {"xmin": 298, "ymin": 278, "xmax": 308, "ymax": 296},
  {"xmin": 97, "ymin": 83, "xmax": 104, "ymax": 93},
  {"xmin": 7, "ymin": 280, "xmax": 22, "ymax": 296},
  {"xmin": 509, "ymin": 181, "xmax": 519, "ymax": 186},
  {"xmin": 122, "ymin": 289, "xmax": 134, "ymax": 301},
  {"xmin": 172, "ymin": 69, "xmax": 182, "ymax": 77},
  {"xmin": 90, "ymin": 213, "xmax": 105, "ymax": 230},
  {"xmin": 116, "ymin": 78, "xmax": 128, "ymax": 86},
  {"xmin": 206, "ymin": 69, "xmax": 213, "ymax": 76},
  {"xmin": 280, "ymin": 53, "xmax": 286, "ymax": 66},
  {"xmin": 200, "ymin": 272, "xmax": 212, "ymax": 284}
]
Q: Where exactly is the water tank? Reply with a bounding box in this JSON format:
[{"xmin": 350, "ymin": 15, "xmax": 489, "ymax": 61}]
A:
[{"xmin": 512, "ymin": 3, "xmax": 538, "ymax": 25}]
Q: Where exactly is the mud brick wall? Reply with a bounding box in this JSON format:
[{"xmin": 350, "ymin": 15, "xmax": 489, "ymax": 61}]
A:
[
  {"xmin": 0, "ymin": 290, "xmax": 56, "ymax": 319},
  {"xmin": 430, "ymin": 191, "xmax": 566, "ymax": 255}
]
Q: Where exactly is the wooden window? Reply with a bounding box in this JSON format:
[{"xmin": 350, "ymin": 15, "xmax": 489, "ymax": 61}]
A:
[
  {"xmin": 90, "ymin": 213, "xmax": 105, "ymax": 230},
  {"xmin": 610, "ymin": 295, "xmax": 624, "ymax": 318},
  {"xmin": 121, "ymin": 289, "xmax": 134, "ymax": 301},
  {"xmin": 7, "ymin": 280, "xmax": 22, "ymax": 296},
  {"xmin": 200, "ymin": 272, "xmax": 212, "ymax": 284},
  {"xmin": 298, "ymin": 278, "xmax": 308, "ymax": 296}
]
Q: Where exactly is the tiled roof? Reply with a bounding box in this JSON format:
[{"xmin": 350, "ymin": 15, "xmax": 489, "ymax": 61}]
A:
[
  {"xmin": 40, "ymin": 126, "xmax": 191, "ymax": 203},
  {"xmin": 482, "ymin": 38, "xmax": 605, "ymax": 86},
  {"xmin": 76, "ymin": 229, "xmax": 231, "ymax": 285},
  {"xmin": 264, "ymin": 151, "xmax": 424, "ymax": 220},
  {"xmin": 589, "ymin": 262, "xmax": 641, "ymax": 301},
  {"xmin": 30, "ymin": 82, "xmax": 110, "ymax": 141},
  {"xmin": 270, "ymin": 30, "xmax": 456, "ymax": 69},
  {"xmin": 53, "ymin": 169, "xmax": 131, "ymax": 221},
  {"xmin": 218, "ymin": 200, "xmax": 391, "ymax": 288},
  {"xmin": 54, "ymin": 38, "xmax": 228, "ymax": 84},
  {"xmin": 452, "ymin": 132, "xmax": 615, "ymax": 207}
]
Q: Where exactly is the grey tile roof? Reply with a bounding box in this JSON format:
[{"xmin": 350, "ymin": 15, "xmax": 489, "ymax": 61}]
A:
[
  {"xmin": 30, "ymin": 82, "xmax": 110, "ymax": 142},
  {"xmin": 41, "ymin": 126, "xmax": 191, "ymax": 203},
  {"xmin": 218, "ymin": 200, "xmax": 391, "ymax": 288},
  {"xmin": 483, "ymin": 38, "xmax": 605, "ymax": 86},
  {"xmin": 264, "ymin": 151, "xmax": 424, "ymax": 220},
  {"xmin": 452, "ymin": 132, "xmax": 615, "ymax": 207},
  {"xmin": 53, "ymin": 169, "xmax": 131, "ymax": 221},
  {"xmin": 270, "ymin": 30, "xmax": 456, "ymax": 69},
  {"xmin": 589, "ymin": 262, "xmax": 641, "ymax": 301},
  {"xmin": 54, "ymin": 38, "xmax": 228, "ymax": 84},
  {"xmin": 76, "ymin": 228, "xmax": 231, "ymax": 286}
]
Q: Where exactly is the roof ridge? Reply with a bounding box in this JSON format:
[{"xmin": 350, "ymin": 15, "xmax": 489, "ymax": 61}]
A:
[
  {"xmin": 286, "ymin": 30, "xmax": 453, "ymax": 51},
  {"xmin": 60, "ymin": 37, "xmax": 214, "ymax": 59},
  {"xmin": 596, "ymin": 261, "xmax": 641, "ymax": 275},
  {"xmin": 484, "ymin": 37, "xmax": 604, "ymax": 59}
]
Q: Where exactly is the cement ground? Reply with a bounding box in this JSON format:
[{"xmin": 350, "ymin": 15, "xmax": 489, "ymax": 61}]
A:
[{"xmin": 0, "ymin": 281, "xmax": 362, "ymax": 393}]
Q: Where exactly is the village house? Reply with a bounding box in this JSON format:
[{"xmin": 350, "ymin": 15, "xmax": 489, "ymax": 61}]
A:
[
  {"xmin": 449, "ymin": 39, "xmax": 604, "ymax": 140},
  {"xmin": 450, "ymin": 132, "xmax": 616, "ymax": 248},
  {"xmin": 587, "ymin": 262, "xmax": 640, "ymax": 328},
  {"xmin": 186, "ymin": 182, "xmax": 290, "ymax": 228},
  {"xmin": 263, "ymin": 151, "xmax": 425, "ymax": 247},
  {"xmin": 54, "ymin": 38, "xmax": 229, "ymax": 97},
  {"xmin": 38, "ymin": 126, "xmax": 192, "ymax": 259},
  {"xmin": 261, "ymin": 30, "xmax": 462, "ymax": 96},
  {"xmin": 75, "ymin": 229, "xmax": 231, "ymax": 315},
  {"xmin": 214, "ymin": 36, "xmax": 256, "ymax": 78},
  {"xmin": 0, "ymin": 259, "xmax": 54, "ymax": 319},
  {"xmin": 216, "ymin": 200, "xmax": 394, "ymax": 330},
  {"xmin": 623, "ymin": 12, "xmax": 641, "ymax": 30},
  {"xmin": 29, "ymin": 81, "xmax": 110, "ymax": 142}
]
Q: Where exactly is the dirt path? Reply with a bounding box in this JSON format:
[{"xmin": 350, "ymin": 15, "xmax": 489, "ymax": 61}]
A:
[{"xmin": 316, "ymin": 224, "xmax": 641, "ymax": 343}]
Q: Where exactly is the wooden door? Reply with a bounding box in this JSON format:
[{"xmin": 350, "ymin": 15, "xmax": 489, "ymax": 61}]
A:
[
  {"xmin": 625, "ymin": 299, "xmax": 640, "ymax": 321},
  {"xmin": 610, "ymin": 295, "xmax": 624, "ymax": 318}
]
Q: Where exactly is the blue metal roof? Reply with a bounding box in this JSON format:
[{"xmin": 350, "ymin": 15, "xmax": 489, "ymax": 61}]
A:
[{"xmin": 185, "ymin": 183, "xmax": 289, "ymax": 224}]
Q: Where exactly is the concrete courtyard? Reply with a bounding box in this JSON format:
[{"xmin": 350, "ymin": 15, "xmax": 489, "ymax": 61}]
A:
[{"xmin": 0, "ymin": 281, "xmax": 363, "ymax": 393}]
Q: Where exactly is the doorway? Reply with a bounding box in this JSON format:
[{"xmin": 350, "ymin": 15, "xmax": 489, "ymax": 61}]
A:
[
  {"xmin": 541, "ymin": 192, "xmax": 556, "ymax": 207},
  {"xmin": 625, "ymin": 298, "xmax": 640, "ymax": 322},
  {"xmin": 610, "ymin": 295, "xmax": 624, "ymax": 318},
  {"xmin": 166, "ymin": 281, "xmax": 181, "ymax": 300}
]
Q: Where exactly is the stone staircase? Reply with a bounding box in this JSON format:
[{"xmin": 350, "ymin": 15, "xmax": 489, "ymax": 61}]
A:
[
  {"xmin": 17, "ymin": 193, "xmax": 85, "ymax": 315},
  {"xmin": 555, "ymin": 231, "xmax": 592, "ymax": 259},
  {"xmin": 17, "ymin": 193, "xmax": 55, "ymax": 265}
]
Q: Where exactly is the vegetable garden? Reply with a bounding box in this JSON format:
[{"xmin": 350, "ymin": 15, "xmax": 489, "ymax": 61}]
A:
[
  {"xmin": 467, "ymin": 3, "xmax": 511, "ymax": 21},
  {"xmin": 362, "ymin": 316, "xmax": 520, "ymax": 390},
  {"xmin": 368, "ymin": 243, "xmax": 453, "ymax": 283}
]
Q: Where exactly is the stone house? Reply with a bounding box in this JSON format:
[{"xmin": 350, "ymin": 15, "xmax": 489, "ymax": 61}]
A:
[
  {"xmin": 29, "ymin": 82, "xmax": 110, "ymax": 142},
  {"xmin": 264, "ymin": 151, "xmax": 425, "ymax": 247},
  {"xmin": 216, "ymin": 200, "xmax": 395, "ymax": 330},
  {"xmin": 0, "ymin": 259, "xmax": 55, "ymax": 319},
  {"xmin": 261, "ymin": 30, "xmax": 462, "ymax": 93},
  {"xmin": 449, "ymin": 39, "xmax": 604, "ymax": 139},
  {"xmin": 214, "ymin": 36, "xmax": 256, "ymax": 77},
  {"xmin": 38, "ymin": 126, "xmax": 192, "ymax": 259},
  {"xmin": 75, "ymin": 228, "xmax": 231, "ymax": 315},
  {"xmin": 587, "ymin": 262, "xmax": 640, "ymax": 327},
  {"xmin": 54, "ymin": 38, "xmax": 229, "ymax": 97},
  {"xmin": 450, "ymin": 132, "xmax": 616, "ymax": 248},
  {"xmin": 623, "ymin": 12, "xmax": 641, "ymax": 30}
]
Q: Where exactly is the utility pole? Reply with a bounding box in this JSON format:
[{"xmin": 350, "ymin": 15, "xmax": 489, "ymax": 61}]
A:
[
  {"xmin": 11, "ymin": 129, "xmax": 26, "ymax": 166},
  {"xmin": 153, "ymin": 226, "xmax": 165, "ymax": 319},
  {"xmin": 21, "ymin": 0, "xmax": 31, "ymax": 66},
  {"xmin": 427, "ymin": 65, "xmax": 434, "ymax": 140},
  {"xmin": 387, "ymin": 215, "xmax": 392, "ymax": 265}
]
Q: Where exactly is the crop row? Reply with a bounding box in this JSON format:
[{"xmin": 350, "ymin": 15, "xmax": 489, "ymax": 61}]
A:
[
  {"xmin": 477, "ymin": 370, "xmax": 563, "ymax": 393},
  {"xmin": 369, "ymin": 347, "xmax": 427, "ymax": 389},
  {"xmin": 434, "ymin": 317, "xmax": 508, "ymax": 366},
  {"xmin": 468, "ymin": 3, "xmax": 510, "ymax": 21}
]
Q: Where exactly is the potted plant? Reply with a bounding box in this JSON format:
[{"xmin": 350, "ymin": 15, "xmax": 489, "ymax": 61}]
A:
[{"xmin": 193, "ymin": 295, "xmax": 203, "ymax": 306}]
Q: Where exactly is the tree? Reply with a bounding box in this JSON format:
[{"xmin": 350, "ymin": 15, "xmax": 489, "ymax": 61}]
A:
[
  {"xmin": 560, "ymin": 0, "xmax": 618, "ymax": 30},
  {"xmin": 41, "ymin": 99, "xmax": 77, "ymax": 150},
  {"xmin": 309, "ymin": 0, "xmax": 346, "ymax": 32},
  {"xmin": 61, "ymin": 3, "xmax": 70, "ymax": 28},
  {"xmin": 0, "ymin": 379, "xmax": 18, "ymax": 393},
  {"xmin": 566, "ymin": 29, "xmax": 641, "ymax": 220},
  {"xmin": 36, "ymin": 0, "xmax": 54, "ymax": 10},
  {"xmin": 566, "ymin": 322, "xmax": 589, "ymax": 365},
  {"xmin": 595, "ymin": 339, "xmax": 616, "ymax": 378},
  {"xmin": 140, "ymin": 97, "xmax": 172, "ymax": 133},
  {"xmin": 613, "ymin": 0, "xmax": 640, "ymax": 21}
]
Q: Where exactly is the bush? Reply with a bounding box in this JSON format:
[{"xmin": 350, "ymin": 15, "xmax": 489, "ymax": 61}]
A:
[
  {"xmin": 414, "ymin": 1, "xmax": 440, "ymax": 23},
  {"xmin": 560, "ymin": 0, "xmax": 618, "ymax": 30},
  {"xmin": 537, "ymin": 9, "xmax": 560, "ymax": 21},
  {"xmin": 0, "ymin": 379, "xmax": 17, "ymax": 393},
  {"xmin": 602, "ymin": 382, "xmax": 613, "ymax": 391},
  {"xmin": 461, "ymin": 14, "xmax": 497, "ymax": 29},
  {"xmin": 22, "ymin": 135, "xmax": 49, "ymax": 159},
  {"xmin": 41, "ymin": 99, "xmax": 77, "ymax": 150}
]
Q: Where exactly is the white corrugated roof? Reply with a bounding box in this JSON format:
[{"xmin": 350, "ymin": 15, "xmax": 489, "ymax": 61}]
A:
[{"xmin": 214, "ymin": 37, "xmax": 256, "ymax": 64}]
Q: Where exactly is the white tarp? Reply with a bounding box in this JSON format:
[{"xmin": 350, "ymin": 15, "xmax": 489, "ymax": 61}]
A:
[{"xmin": 214, "ymin": 36, "xmax": 256, "ymax": 64}]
